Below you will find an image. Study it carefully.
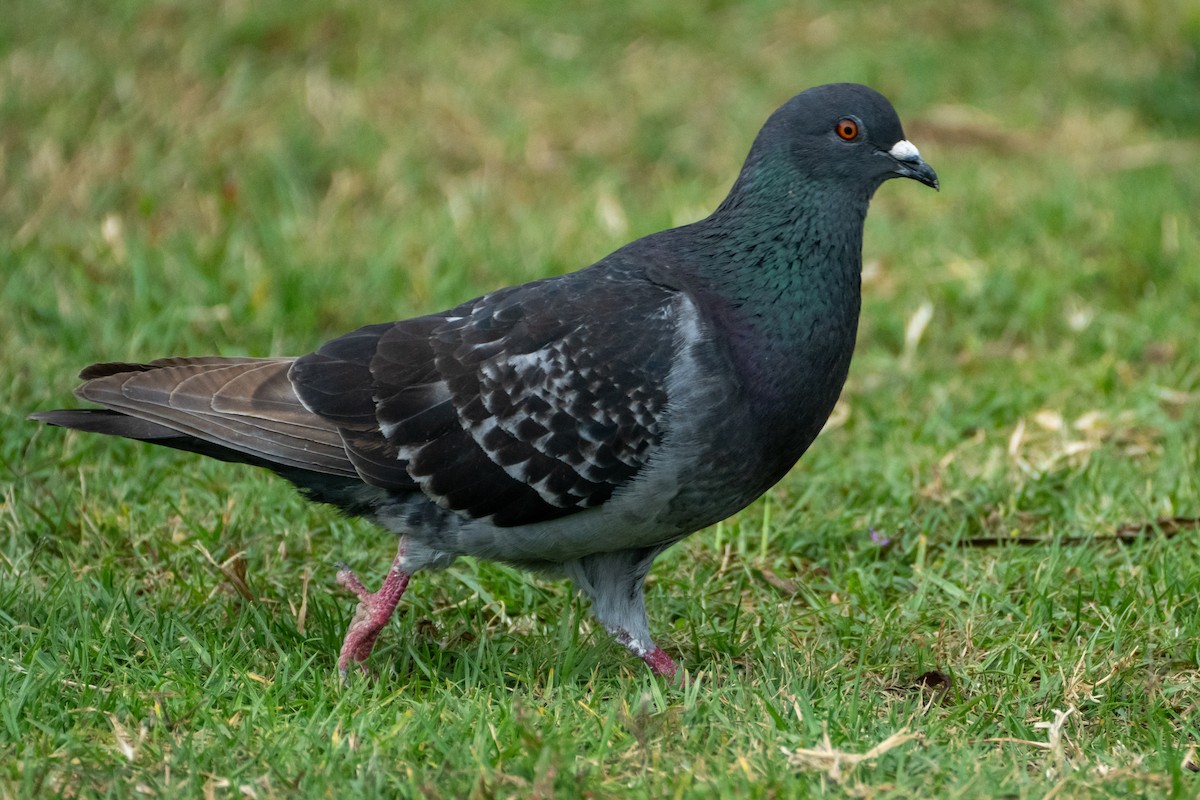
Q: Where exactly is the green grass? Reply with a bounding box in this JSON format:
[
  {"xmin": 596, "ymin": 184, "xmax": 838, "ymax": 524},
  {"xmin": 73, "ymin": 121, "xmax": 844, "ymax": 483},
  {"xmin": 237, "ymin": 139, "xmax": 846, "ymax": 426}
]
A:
[{"xmin": 4, "ymin": 0, "xmax": 1200, "ymax": 796}]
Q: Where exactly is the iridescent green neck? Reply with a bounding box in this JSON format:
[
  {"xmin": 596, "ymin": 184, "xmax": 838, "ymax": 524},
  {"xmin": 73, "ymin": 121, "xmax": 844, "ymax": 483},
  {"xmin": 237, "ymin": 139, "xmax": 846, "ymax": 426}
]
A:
[{"xmin": 689, "ymin": 157, "xmax": 870, "ymax": 331}]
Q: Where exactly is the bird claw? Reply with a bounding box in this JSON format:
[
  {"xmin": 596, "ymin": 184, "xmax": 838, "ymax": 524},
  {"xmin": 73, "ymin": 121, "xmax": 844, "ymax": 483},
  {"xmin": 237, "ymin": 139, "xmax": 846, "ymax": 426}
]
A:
[
  {"xmin": 333, "ymin": 547, "xmax": 412, "ymax": 684},
  {"xmin": 335, "ymin": 563, "xmax": 371, "ymax": 600},
  {"xmin": 337, "ymin": 659, "xmax": 377, "ymax": 686}
]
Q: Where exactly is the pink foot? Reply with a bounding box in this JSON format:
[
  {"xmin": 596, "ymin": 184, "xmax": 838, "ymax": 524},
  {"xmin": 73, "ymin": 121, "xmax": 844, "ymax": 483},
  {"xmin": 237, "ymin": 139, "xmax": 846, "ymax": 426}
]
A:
[
  {"xmin": 614, "ymin": 632, "xmax": 683, "ymax": 683},
  {"xmin": 336, "ymin": 544, "xmax": 411, "ymax": 682},
  {"xmin": 642, "ymin": 646, "xmax": 681, "ymax": 681}
]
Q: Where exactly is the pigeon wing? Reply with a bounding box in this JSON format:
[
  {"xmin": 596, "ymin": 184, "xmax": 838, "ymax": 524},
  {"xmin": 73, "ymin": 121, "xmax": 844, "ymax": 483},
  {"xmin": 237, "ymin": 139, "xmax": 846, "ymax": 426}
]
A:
[
  {"xmin": 290, "ymin": 273, "xmax": 681, "ymax": 527},
  {"xmin": 48, "ymin": 357, "xmax": 358, "ymax": 477}
]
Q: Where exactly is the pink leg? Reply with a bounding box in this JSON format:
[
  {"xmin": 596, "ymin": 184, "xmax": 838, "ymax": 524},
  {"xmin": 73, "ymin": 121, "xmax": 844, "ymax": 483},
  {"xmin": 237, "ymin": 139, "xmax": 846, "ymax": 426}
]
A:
[
  {"xmin": 336, "ymin": 540, "xmax": 411, "ymax": 682},
  {"xmin": 614, "ymin": 632, "xmax": 682, "ymax": 682}
]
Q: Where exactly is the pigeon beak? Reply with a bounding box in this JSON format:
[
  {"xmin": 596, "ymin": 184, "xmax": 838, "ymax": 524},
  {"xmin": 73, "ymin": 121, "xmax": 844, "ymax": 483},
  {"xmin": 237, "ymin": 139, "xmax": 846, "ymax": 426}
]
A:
[{"xmin": 887, "ymin": 139, "xmax": 939, "ymax": 190}]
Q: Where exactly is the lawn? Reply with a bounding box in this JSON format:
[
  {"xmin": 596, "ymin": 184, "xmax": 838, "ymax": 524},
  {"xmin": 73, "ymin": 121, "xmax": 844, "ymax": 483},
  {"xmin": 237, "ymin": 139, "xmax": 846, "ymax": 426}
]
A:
[{"xmin": 3, "ymin": 0, "xmax": 1199, "ymax": 797}]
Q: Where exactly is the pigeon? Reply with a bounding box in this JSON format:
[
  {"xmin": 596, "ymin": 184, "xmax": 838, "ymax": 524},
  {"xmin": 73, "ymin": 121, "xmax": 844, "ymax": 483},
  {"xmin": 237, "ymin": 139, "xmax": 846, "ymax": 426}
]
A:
[{"xmin": 31, "ymin": 83, "xmax": 938, "ymax": 682}]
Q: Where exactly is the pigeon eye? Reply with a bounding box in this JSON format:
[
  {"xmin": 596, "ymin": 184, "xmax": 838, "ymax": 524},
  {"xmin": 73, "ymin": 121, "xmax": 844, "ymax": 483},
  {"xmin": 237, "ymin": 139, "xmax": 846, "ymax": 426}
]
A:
[{"xmin": 835, "ymin": 118, "xmax": 860, "ymax": 141}]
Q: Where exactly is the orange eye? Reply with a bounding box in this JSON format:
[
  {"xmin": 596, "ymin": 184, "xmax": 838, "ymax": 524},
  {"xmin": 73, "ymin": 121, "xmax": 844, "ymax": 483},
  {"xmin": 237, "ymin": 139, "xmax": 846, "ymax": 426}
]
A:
[{"xmin": 835, "ymin": 118, "xmax": 859, "ymax": 141}]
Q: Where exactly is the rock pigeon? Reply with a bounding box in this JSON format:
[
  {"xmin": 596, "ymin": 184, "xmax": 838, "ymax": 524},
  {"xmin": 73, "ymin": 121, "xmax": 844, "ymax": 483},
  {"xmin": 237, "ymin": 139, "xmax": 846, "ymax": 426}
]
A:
[{"xmin": 31, "ymin": 83, "xmax": 938, "ymax": 682}]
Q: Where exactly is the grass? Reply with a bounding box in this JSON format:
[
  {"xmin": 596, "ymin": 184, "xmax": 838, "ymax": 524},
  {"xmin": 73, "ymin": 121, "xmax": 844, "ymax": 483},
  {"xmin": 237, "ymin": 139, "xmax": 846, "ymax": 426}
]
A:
[{"xmin": 3, "ymin": 0, "xmax": 1200, "ymax": 796}]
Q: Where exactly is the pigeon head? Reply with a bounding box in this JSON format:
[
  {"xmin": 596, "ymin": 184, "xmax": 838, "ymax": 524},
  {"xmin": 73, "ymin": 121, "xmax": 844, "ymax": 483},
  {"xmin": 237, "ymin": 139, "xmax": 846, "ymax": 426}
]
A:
[{"xmin": 745, "ymin": 83, "xmax": 939, "ymax": 196}]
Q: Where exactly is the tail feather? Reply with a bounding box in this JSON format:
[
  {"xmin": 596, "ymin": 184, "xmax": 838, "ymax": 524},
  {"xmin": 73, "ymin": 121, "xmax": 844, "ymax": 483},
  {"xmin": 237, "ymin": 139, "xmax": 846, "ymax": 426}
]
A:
[
  {"xmin": 79, "ymin": 356, "xmax": 270, "ymax": 381},
  {"xmin": 31, "ymin": 357, "xmax": 359, "ymax": 479},
  {"xmin": 30, "ymin": 408, "xmax": 181, "ymax": 440}
]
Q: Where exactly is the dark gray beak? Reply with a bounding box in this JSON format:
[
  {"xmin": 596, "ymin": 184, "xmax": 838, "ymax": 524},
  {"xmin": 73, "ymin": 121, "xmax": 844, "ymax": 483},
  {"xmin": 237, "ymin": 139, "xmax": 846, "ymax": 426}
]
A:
[{"xmin": 887, "ymin": 139, "xmax": 939, "ymax": 190}]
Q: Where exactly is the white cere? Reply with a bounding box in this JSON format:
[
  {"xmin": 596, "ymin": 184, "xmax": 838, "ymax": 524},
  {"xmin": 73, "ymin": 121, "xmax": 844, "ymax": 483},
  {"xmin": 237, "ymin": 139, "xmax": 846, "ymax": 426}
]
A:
[{"xmin": 889, "ymin": 139, "xmax": 921, "ymax": 161}]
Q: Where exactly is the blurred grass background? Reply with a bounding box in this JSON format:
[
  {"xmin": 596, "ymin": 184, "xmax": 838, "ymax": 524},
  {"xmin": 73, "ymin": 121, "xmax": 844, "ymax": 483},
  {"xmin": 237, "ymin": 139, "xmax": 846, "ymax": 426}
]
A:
[{"xmin": 3, "ymin": 0, "xmax": 1200, "ymax": 797}]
